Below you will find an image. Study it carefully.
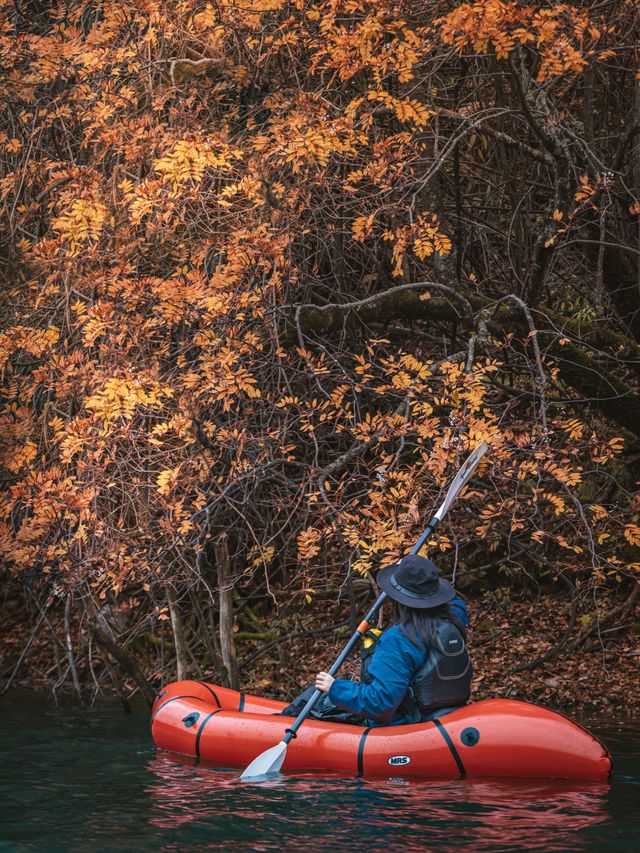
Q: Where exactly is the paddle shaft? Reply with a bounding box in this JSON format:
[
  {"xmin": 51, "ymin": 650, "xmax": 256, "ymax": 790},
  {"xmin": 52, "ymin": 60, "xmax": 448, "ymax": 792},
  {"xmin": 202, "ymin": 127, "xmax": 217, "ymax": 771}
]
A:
[{"xmin": 281, "ymin": 516, "xmax": 441, "ymax": 745}]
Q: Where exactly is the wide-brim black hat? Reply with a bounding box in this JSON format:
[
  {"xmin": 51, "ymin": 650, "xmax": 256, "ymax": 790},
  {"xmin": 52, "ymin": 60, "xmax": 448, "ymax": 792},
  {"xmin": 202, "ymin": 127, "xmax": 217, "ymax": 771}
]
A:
[{"xmin": 377, "ymin": 554, "xmax": 455, "ymax": 609}]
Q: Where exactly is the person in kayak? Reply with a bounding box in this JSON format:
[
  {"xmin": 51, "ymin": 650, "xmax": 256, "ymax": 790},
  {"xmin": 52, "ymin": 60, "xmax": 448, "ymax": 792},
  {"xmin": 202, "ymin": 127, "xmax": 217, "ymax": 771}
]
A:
[{"xmin": 315, "ymin": 554, "xmax": 471, "ymax": 727}]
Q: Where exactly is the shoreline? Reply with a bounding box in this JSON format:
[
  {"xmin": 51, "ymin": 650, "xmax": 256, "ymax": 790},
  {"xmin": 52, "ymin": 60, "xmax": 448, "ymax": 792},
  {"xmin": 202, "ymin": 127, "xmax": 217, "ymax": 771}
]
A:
[{"xmin": 2, "ymin": 589, "xmax": 637, "ymax": 716}]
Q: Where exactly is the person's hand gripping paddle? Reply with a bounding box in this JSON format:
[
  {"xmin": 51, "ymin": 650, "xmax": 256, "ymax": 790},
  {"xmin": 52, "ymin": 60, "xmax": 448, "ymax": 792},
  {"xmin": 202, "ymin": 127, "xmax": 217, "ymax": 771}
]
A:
[{"xmin": 240, "ymin": 441, "xmax": 489, "ymax": 781}]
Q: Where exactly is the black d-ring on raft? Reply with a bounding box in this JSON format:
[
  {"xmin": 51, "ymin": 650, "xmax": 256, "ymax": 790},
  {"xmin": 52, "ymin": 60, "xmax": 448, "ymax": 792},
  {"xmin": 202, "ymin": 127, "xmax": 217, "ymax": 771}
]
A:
[
  {"xmin": 460, "ymin": 727, "xmax": 480, "ymax": 746},
  {"xmin": 182, "ymin": 712, "xmax": 201, "ymax": 728}
]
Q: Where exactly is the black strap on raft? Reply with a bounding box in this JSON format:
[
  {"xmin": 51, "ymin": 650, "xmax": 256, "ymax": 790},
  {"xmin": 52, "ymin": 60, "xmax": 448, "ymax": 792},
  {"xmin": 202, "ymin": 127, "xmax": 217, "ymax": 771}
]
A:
[
  {"xmin": 357, "ymin": 727, "xmax": 372, "ymax": 777},
  {"xmin": 195, "ymin": 710, "xmax": 222, "ymax": 761},
  {"xmin": 433, "ymin": 718, "xmax": 466, "ymax": 777},
  {"xmin": 197, "ymin": 681, "xmax": 222, "ymax": 708}
]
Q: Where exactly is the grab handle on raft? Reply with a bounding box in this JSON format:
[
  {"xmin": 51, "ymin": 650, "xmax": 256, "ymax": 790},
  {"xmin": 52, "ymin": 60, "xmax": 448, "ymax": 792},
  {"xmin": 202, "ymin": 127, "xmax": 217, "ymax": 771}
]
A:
[{"xmin": 240, "ymin": 441, "xmax": 489, "ymax": 780}]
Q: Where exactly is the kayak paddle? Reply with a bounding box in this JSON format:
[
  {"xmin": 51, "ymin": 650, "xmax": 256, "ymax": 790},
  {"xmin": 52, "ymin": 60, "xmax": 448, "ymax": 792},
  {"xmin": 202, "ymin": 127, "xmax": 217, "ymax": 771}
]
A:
[{"xmin": 240, "ymin": 440, "xmax": 489, "ymax": 780}]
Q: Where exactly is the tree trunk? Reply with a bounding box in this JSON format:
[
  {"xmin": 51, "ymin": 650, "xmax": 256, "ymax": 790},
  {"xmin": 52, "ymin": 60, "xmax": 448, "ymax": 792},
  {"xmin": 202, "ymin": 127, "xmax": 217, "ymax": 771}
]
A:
[
  {"xmin": 165, "ymin": 584, "xmax": 189, "ymax": 682},
  {"xmin": 64, "ymin": 595, "xmax": 84, "ymax": 706},
  {"xmin": 187, "ymin": 586, "xmax": 227, "ymax": 683},
  {"xmin": 83, "ymin": 589, "xmax": 156, "ymax": 705},
  {"xmin": 88, "ymin": 621, "xmax": 156, "ymax": 705},
  {"xmin": 215, "ymin": 534, "xmax": 239, "ymax": 690}
]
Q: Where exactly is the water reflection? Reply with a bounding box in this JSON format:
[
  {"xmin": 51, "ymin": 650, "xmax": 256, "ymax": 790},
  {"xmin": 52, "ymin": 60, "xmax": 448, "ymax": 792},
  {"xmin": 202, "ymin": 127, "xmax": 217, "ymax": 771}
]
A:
[{"xmin": 146, "ymin": 753, "xmax": 611, "ymax": 852}]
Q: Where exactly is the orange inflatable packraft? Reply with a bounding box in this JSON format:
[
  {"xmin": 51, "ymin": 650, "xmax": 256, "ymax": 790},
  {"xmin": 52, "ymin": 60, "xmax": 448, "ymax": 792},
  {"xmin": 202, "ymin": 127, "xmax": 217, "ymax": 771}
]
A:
[{"xmin": 151, "ymin": 680, "xmax": 611, "ymax": 780}]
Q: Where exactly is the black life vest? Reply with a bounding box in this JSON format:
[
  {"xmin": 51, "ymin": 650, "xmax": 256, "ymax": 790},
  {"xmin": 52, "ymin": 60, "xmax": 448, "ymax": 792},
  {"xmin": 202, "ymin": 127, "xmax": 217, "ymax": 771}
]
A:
[{"xmin": 360, "ymin": 620, "xmax": 471, "ymax": 719}]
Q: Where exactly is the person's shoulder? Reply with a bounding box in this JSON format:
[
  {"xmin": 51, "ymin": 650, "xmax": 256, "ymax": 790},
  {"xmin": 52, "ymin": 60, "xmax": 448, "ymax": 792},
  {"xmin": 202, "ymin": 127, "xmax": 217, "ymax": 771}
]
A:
[
  {"xmin": 376, "ymin": 624, "xmax": 407, "ymax": 650},
  {"xmin": 450, "ymin": 596, "xmax": 469, "ymax": 627},
  {"xmin": 380, "ymin": 624, "xmax": 404, "ymax": 642},
  {"xmin": 380, "ymin": 624, "xmax": 424, "ymax": 656}
]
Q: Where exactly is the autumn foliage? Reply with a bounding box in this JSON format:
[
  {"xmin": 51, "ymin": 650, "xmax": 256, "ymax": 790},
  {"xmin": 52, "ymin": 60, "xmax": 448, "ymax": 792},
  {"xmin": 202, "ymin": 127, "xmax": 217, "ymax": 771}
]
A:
[{"xmin": 0, "ymin": 1, "xmax": 638, "ymax": 700}]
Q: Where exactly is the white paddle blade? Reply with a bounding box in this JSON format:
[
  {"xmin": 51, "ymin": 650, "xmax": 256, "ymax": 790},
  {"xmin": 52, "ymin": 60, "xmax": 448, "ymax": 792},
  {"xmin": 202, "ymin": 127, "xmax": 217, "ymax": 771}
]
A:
[
  {"xmin": 240, "ymin": 741, "xmax": 288, "ymax": 781},
  {"xmin": 436, "ymin": 441, "xmax": 488, "ymax": 521}
]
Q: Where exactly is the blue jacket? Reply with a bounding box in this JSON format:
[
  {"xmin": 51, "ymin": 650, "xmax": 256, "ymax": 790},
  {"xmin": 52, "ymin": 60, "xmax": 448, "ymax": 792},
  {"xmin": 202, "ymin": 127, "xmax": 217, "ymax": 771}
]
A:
[{"xmin": 328, "ymin": 598, "xmax": 469, "ymax": 727}]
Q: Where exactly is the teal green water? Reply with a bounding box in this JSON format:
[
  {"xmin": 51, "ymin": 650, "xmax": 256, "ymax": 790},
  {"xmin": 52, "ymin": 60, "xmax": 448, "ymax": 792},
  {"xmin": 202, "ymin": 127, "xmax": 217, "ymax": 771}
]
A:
[{"xmin": 0, "ymin": 693, "xmax": 638, "ymax": 852}]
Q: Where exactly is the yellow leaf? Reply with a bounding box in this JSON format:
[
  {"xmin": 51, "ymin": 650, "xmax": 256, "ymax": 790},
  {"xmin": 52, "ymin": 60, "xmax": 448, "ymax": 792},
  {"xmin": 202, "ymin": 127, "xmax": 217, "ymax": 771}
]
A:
[
  {"xmin": 624, "ymin": 524, "xmax": 640, "ymax": 547},
  {"xmin": 156, "ymin": 466, "xmax": 180, "ymax": 496},
  {"xmin": 297, "ymin": 527, "xmax": 322, "ymax": 561},
  {"xmin": 352, "ymin": 212, "xmax": 376, "ymax": 242},
  {"xmin": 8, "ymin": 440, "xmax": 38, "ymax": 472}
]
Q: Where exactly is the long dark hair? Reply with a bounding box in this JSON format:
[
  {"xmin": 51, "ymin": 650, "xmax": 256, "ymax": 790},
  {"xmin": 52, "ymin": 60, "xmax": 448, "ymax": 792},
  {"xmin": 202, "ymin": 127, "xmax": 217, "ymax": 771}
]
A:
[{"xmin": 393, "ymin": 600, "xmax": 465, "ymax": 647}]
